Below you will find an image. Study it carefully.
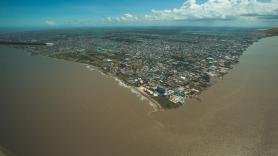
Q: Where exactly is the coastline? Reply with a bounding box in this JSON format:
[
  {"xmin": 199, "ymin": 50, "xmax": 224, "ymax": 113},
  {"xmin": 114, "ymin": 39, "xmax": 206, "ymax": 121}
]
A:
[
  {"xmin": 1, "ymin": 36, "xmax": 278, "ymax": 156},
  {"xmin": 1, "ymin": 47, "xmax": 163, "ymax": 112},
  {"xmin": 4, "ymin": 36, "xmax": 273, "ymax": 111},
  {"xmin": 89, "ymin": 37, "xmax": 265, "ymax": 111},
  {"xmin": 135, "ymin": 86, "xmax": 163, "ymax": 111},
  {"xmin": 147, "ymin": 36, "xmax": 278, "ymax": 156},
  {"xmin": 84, "ymin": 64, "xmax": 163, "ymax": 112},
  {"xmin": 3, "ymin": 36, "xmax": 267, "ymax": 112}
]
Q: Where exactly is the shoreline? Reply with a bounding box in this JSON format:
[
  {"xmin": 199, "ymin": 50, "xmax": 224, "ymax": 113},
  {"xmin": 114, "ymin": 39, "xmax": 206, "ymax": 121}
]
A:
[
  {"xmin": 4, "ymin": 36, "xmax": 267, "ymax": 112},
  {"xmin": 181, "ymin": 36, "xmax": 278, "ymax": 155},
  {"xmin": 135, "ymin": 86, "xmax": 163, "ymax": 111},
  {"xmin": 77, "ymin": 37, "xmax": 266, "ymax": 111},
  {"xmin": 84, "ymin": 64, "xmax": 163, "ymax": 112},
  {"xmin": 1, "ymin": 36, "xmax": 278, "ymax": 156},
  {"xmin": 2, "ymin": 48, "xmax": 164, "ymax": 112}
]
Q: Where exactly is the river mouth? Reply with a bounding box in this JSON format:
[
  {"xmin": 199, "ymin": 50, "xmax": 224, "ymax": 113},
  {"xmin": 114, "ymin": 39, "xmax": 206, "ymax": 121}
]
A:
[{"xmin": 1, "ymin": 36, "xmax": 278, "ymax": 156}]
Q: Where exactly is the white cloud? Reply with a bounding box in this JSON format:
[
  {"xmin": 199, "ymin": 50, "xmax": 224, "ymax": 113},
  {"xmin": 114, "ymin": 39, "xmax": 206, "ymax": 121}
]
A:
[
  {"xmin": 125, "ymin": 13, "xmax": 133, "ymax": 18},
  {"xmin": 105, "ymin": 13, "xmax": 139, "ymax": 22},
  {"xmin": 45, "ymin": 20, "xmax": 56, "ymax": 26},
  {"xmin": 105, "ymin": 0, "xmax": 278, "ymax": 24}
]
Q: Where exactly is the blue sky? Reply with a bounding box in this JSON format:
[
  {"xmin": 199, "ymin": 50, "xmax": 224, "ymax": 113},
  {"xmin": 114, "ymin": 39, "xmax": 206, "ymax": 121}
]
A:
[{"xmin": 0, "ymin": 0, "xmax": 277, "ymax": 29}]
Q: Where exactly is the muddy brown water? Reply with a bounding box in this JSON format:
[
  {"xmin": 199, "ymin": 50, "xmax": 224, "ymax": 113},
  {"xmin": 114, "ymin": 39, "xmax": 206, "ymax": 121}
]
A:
[{"xmin": 0, "ymin": 37, "xmax": 277, "ymax": 156}]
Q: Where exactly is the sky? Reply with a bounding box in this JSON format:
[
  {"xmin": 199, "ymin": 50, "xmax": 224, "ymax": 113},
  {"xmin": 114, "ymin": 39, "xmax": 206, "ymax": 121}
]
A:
[{"xmin": 0, "ymin": 0, "xmax": 277, "ymax": 29}]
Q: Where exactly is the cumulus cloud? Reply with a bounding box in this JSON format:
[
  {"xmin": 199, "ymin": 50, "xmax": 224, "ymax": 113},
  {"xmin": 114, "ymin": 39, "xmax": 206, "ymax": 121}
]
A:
[
  {"xmin": 105, "ymin": 0, "xmax": 278, "ymax": 23},
  {"xmin": 45, "ymin": 20, "xmax": 56, "ymax": 26}
]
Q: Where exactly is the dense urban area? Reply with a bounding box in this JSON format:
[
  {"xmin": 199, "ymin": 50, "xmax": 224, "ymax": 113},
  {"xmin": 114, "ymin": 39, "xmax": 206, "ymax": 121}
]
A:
[{"xmin": 0, "ymin": 28, "xmax": 264, "ymax": 109}]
